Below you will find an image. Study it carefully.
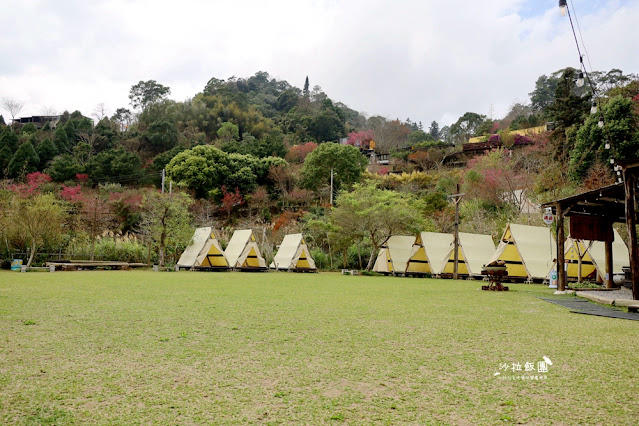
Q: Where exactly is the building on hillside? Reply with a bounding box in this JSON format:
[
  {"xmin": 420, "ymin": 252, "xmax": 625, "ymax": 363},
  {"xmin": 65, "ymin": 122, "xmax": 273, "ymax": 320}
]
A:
[{"xmin": 12, "ymin": 115, "xmax": 62, "ymax": 128}]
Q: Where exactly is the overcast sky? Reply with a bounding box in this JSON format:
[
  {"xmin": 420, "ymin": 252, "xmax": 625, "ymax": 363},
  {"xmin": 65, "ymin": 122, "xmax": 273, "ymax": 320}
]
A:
[{"xmin": 1, "ymin": 0, "xmax": 638, "ymax": 126}]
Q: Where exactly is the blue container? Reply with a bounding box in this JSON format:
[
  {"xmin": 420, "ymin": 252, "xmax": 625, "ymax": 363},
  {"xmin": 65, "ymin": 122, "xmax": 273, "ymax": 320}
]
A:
[{"xmin": 10, "ymin": 259, "xmax": 23, "ymax": 271}]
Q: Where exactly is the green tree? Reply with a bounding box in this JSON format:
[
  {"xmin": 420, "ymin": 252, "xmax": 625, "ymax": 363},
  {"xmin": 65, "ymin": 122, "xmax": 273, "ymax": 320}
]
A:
[
  {"xmin": 330, "ymin": 183, "xmax": 425, "ymax": 269},
  {"xmin": 276, "ymin": 89, "xmax": 300, "ymax": 112},
  {"xmin": 450, "ymin": 112, "xmax": 485, "ymax": 145},
  {"xmin": 8, "ymin": 141, "xmax": 39, "ymax": 177},
  {"xmin": 529, "ymin": 73, "xmax": 561, "ymax": 113},
  {"xmin": 86, "ymin": 148, "xmax": 142, "ymax": 183},
  {"xmin": 166, "ymin": 145, "xmax": 279, "ymax": 197},
  {"xmin": 569, "ymin": 95, "xmax": 639, "ymax": 181},
  {"xmin": 144, "ymin": 120, "xmax": 178, "ymax": 152},
  {"xmin": 300, "ymin": 143, "xmax": 367, "ymax": 191},
  {"xmin": 303, "ymin": 76, "xmax": 310, "ymax": 98},
  {"xmin": 0, "ymin": 145, "xmax": 12, "ymax": 177},
  {"xmin": 428, "ymin": 121, "xmax": 440, "ymax": 140},
  {"xmin": 139, "ymin": 190, "xmax": 193, "ymax": 267},
  {"xmin": 129, "ymin": 80, "xmax": 171, "ymax": 110},
  {"xmin": 7, "ymin": 193, "xmax": 66, "ymax": 267},
  {"xmin": 217, "ymin": 121, "xmax": 240, "ymax": 143},
  {"xmin": 547, "ymin": 68, "xmax": 591, "ymax": 162},
  {"xmin": 36, "ymin": 139, "xmax": 57, "ymax": 168},
  {"xmin": 53, "ymin": 127, "xmax": 69, "ymax": 153},
  {"xmin": 407, "ymin": 130, "xmax": 433, "ymax": 145},
  {"xmin": 308, "ymin": 102, "xmax": 346, "ymax": 143},
  {"xmin": 111, "ymin": 107, "xmax": 133, "ymax": 132},
  {"xmin": 546, "ymin": 68, "xmax": 590, "ymax": 129},
  {"xmin": 48, "ymin": 154, "xmax": 82, "ymax": 182},
  {"xmin": 0, "ymin": 128, "xmax": 18, "ymax": 152}
]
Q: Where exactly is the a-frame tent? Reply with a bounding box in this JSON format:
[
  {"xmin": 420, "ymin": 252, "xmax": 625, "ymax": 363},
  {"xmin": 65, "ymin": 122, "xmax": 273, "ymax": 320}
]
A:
[
  {"xmin": 177, "ymin": 227, "xmax": 229, "ymax": 270},
  {"xmin": 373, "ymin": 235, "xmax": 416, "ymax": 275},
  {"xmin": 488, "ymin": 223, "xmax": 556, "ymax": 281},
  {"xmin": 405, "ymin": 232, "xmax": 453, "ymax": 275},
  {"xmin": 564, "ymin": 228, "xmax": 629, "ymax": 280},
  {"xmin": 225, "ymin": 229, "xmax": 267, "ymax": 270},
  {"xmin": 270, "ymin": 234, "xmax": 317, "ymax": 271},
  {"xmin": 439, "ymin": 232, "xmax": 495, "ymax": 277}
]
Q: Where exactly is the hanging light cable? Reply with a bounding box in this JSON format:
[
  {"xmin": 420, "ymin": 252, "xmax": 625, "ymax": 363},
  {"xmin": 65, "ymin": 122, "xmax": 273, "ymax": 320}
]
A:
[{"xmin": 560, "ymin": 0, "xmax": 619, "ymax": 179}]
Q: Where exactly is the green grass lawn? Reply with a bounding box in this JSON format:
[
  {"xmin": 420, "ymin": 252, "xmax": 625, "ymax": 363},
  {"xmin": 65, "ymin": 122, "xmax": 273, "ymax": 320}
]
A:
[{"xmin": 1, "ymin": 270, "xmax": 638, "ymax": 424}]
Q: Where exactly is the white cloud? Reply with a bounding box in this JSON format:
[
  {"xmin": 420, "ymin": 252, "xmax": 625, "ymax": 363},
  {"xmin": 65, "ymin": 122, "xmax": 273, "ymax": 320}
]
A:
[{"xmin": 0, "ymin": 0, "xmax": 637, "ymax": 125}]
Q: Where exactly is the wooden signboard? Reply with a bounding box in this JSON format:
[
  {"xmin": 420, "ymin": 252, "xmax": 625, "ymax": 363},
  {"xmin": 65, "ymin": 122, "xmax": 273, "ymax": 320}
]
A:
[{"xmin": 570, "ymin": 215, "xmax": 613, "ymax": 242}]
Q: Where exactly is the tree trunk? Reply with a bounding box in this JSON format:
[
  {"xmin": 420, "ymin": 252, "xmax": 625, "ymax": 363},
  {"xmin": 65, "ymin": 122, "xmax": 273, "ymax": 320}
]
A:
[
  {"xmin": 26, "ymin": 239, "xmax": 37, "ymax": 267},
  {"xmin": 146, "ymin": 238, "xmax": 152, "ymax": 266},
  {"xmin": 159, "ymin": 231, "xmax": 166, "ymax": 267},
  {"xmin": 366, "ymin": 246, "xmax": 378, "ymax": 271},
  {"xmin": 90, "ymin": 234, "xmax": 96, "ymax": 261}
]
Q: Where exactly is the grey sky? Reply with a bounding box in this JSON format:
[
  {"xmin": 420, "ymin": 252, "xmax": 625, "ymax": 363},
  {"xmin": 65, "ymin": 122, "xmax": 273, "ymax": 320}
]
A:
[{"xmin": 1, "ymin": 0, "xmax": 638, "ymax": 126}]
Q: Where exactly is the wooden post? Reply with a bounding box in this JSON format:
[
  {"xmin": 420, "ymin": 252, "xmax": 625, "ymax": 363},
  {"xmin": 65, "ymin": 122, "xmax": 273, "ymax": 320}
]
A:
[
  {"xmin": 623, "ymin": 170, "xmax": 639, "ymax": 300},
  {"xmin": 453, "ymin": 186, "xmax": 460, "ymax": 280},
  {"xmin": 557, "ymin": 205, "xmax": 567, "ymax": 292},
  {"xmin": 448, "ymin": 184, "xmax": 464, "ymax": 280},
  {"xmin": 605, "ymin": 239, "xmax": 614, "ymax": 289}
]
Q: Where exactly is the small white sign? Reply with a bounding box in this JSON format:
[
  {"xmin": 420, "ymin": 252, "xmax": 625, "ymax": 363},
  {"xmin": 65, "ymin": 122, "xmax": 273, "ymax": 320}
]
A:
[{"xmin": 543, "ymin": 209, "xmax": 554, "ymax": 225}]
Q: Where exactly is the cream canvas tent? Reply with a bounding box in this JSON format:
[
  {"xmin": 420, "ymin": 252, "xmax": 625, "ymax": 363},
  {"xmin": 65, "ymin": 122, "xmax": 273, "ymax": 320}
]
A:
[
  {"xmin": 177, "ymin": 227, "xmax": 229, "ymax": 270},
  {"xmin": 225, "ymin": 229, "xmax": 267, "ymax": 270},
  {"xmin": 373, "ymin": 235, "xmax": 416, "ymax": 274},
  {"xmin": 488, "ymin": 223, "xmax": 556, "ymax": 281},
  {"xmin": 270, "ymin": 234, "xmax": 317, "ymax": 271},
  {"xmin": 564, "ymin": 228, "xmax": 629, "ymax": 280},
  {"xmin": 405, "ymin": 232, "xmax": 454, "ymax": 275},
  {"xmin": 439, "ymin": 232, "xmax": 495, "ymax": 277}
]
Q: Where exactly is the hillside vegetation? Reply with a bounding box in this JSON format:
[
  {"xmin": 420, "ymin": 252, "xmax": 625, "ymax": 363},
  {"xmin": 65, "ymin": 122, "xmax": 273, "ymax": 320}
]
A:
[{"xmin": 1, "ymin": 69, "xmax": 638, "ymax": 267}]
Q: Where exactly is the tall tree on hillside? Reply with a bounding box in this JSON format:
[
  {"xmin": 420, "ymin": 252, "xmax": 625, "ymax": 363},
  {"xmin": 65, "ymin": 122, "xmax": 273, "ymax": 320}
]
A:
[
  {"xmin": 529, "ymin": 74, "xmax": 561, "ymax": 113},
  {"xmin": 300, "ymin": 142, "xmax": 367, "ymax": 192},
  {"xmin": 112, "ymin": 108, "xmax": 133, "ymax": 132},
  {"xmin": 129, "ymin": 80, "xmax": 171, "ymax": 110},
  {"xmin": 8, "ymin": 142, "xmax": 39, "ymax": 178},
  {"xmin": 303, "ymin": 76, "xmax": 310, "ymax": 98},
  {"xmin": 428, "ymin": 121, "xmax": 440, "ymax": 140},
  {"xmin": 569, "ymin": 95, "xmax": 639, "ymax": 181},
  {"xmin": 449, "ymin": 112, "xmax": 485, "ymax": 145}
]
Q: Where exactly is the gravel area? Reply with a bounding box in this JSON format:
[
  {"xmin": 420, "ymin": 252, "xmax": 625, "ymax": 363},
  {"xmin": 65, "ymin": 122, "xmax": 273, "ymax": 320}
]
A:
[{"xmin": 579, "ymin": 288, "xmax": 634, "ymax": 302}]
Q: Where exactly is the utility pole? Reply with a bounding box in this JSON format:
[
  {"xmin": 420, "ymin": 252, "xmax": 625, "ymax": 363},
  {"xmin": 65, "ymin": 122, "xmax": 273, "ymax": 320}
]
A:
[
  {"xmin": 161, "ymin": 169, "xmax": 166, "ymax": 194},
  {"xmin": 448, "ymin": 184, "xmax": 465, "ymax": 280}
]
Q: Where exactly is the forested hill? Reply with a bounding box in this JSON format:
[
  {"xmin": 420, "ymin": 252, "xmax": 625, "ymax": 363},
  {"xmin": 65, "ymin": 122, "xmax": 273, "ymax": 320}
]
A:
[{"xmin": 1, "ymin": 68, "xmax": 638, "ymax": 191}]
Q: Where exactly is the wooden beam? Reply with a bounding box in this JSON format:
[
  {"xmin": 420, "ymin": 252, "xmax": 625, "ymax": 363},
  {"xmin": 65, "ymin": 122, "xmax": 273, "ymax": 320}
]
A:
[
  {"xmin": 557, "ymin": 205, "xmax": 567, "ymax": 292},
  {"xmin": 605, "ymin": 239, "xmax": 614, "ymax": 289},
  {"xmin": 623, "ymin": 170, "xmax": 639, "ymax": 300}
]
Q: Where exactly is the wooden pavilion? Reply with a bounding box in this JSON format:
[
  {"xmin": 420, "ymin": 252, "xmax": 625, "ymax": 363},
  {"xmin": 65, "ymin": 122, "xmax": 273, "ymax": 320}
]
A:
[{"xmin": 541, "ymin": 160, "xmax": 639, "ymax": 299}]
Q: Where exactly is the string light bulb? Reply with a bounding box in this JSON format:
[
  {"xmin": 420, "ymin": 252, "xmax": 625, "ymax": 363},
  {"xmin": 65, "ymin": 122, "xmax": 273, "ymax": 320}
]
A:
[
  {"xmin": 576, "ymin": 72, "xmax": 585, "ymax": 88},
  {"xmin": 605, "ymin": 142, "xmax": 611, "ymax": 149},
  {"xmin": 610, "ymin": 158, "xmax": 615, "ymax": 165},
  {"xmin": 591, "ymin": 100, "xmax": 598, "ymax": 114},
  {"xmin": 559, "ymin": 0, "xmax": 567, "ymax": 16},
  {"xmin": 598, "ymin": 116, "xmax": 604, "ymax": 128}
]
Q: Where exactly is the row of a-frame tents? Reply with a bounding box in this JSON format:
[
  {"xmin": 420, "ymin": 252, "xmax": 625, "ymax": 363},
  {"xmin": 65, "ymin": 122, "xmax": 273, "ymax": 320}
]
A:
[
  {"xmin": 177, "ymin": 228, "xmax": 316, "ymax": 272},
  {"xmin": 374, "ymin": 232, "xmax": 496, "ymax": 277},
  {"xmin": 373, "ymin": 224, "xmax": 629, "ymax": 282}
]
